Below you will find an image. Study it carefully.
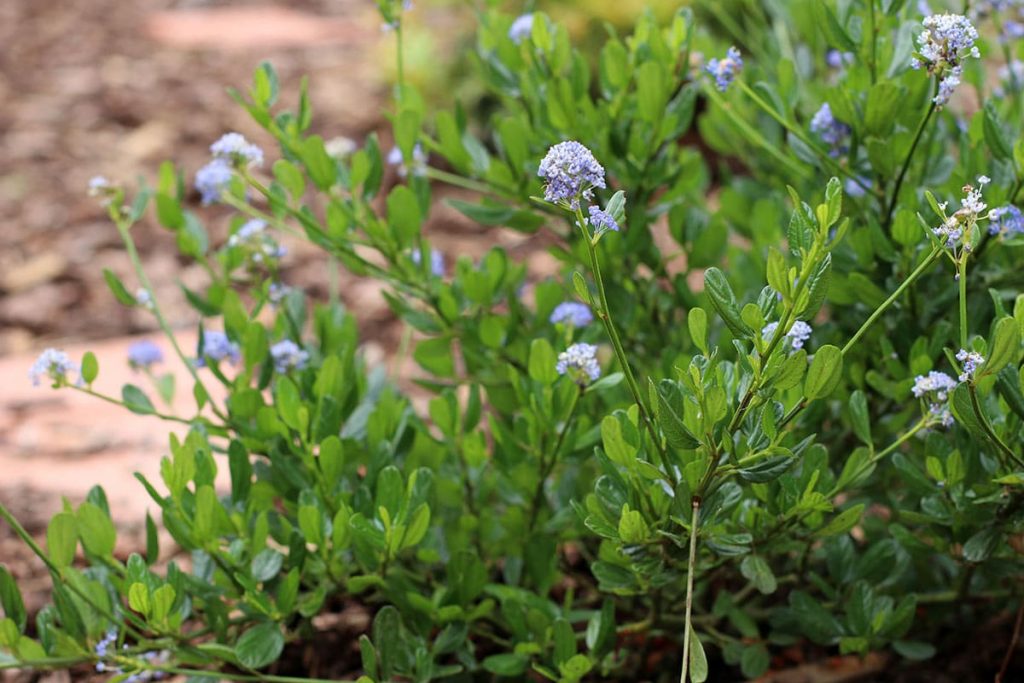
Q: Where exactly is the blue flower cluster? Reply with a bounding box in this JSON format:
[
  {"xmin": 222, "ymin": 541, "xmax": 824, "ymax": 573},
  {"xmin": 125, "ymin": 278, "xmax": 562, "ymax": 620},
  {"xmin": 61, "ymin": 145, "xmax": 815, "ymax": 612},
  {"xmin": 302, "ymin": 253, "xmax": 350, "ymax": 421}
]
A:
[
  {"xmin": 704, "ymin": 47, "xmax": 743, "ymax": 92},
  {"xmin": 956, "ymin": 349, "xmax": 984, "ymax": 382},
  {"xmin": 29, "ymin": 348, "xmax": 77, "ymax": 387},
  {"xmin": 196, "ymin": 331, "xmax": 240, "ymax": 367},
  {"xmin": 94, "ymin": 629, "xmax": 168, "ymax": 682},
  {"xmin": 227, "ymin": 219, "xmax": 287, "ymax": 266},
  {"xmin": 537, "ymin": 141, "xmax": 606, "ymax": 209},
  {"xmin": 271, "ymin": 340, "xmax": 310, "ymax": 374},
  {"xmin": 911, "ymin": 370, "xmax": 957, "ymax": 427},
  {"xmin": 989, "ymin": 205, "xmax": 1024, "ymax": 238},
  {"xmin": 556, "ymin": 343, "xmax": 601, "ymax": 385},
  {"xmin": 810, "ymin": 103, "xmax": 850, "ymax": 157},
  {"xmin": 195, "ymin": 132, "xmax": 264, "ymax": 205},
  {"xmin": 933, "ymin": 177, "xmax": 989, "ymax": 252},
  {"xmin": 128, "ymin": 340, "xmax": 164, "ymax": 370},
  {"xmin": 509, "ymin": 13, "xmax": 534, "ymax": 44},
  {"xmin": 549, "ymin": 302, "xmax": 593, "ymax": 327},
  {"xmin": 587, "ymin": 205, "xmax": 620, "ymax": 234},
  {"xmin": 761, "ymin": 320, "xmax": 812, "ymax": 352},
  {"xmin": 388, "ymin": 144, "xmax": 427, "ymax": 177},
  {"xmin": 911, "ymin": 13, "xmax": 981, "ymax": 106}
]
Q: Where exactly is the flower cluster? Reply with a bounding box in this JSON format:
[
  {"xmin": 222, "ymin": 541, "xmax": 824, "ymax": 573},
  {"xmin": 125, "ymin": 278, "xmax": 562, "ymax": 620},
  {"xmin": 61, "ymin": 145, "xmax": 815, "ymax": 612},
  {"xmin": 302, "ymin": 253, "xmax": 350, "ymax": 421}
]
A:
[
  {"xmin": 956, "ymin": 348, "xmax": 984, "ymax": 382},
  {"xmin": 912, "ymin": 370, "xmax": 957, "ymax": 426},
  {"xmin": 825, "ymin": 49, "xmax": 854, "ymax": 69},
  {"xmin": 196, "ymin": 331, "xmax": 240, "ymax": 367},
  {"xmin": 810, "ymin": 103, "xmax": 850, "ymax": 157},
  {"xmin": 509, "ymin": 13, "xmax": 534, "ymax": 44},
  {"xmin": 94, "ymin": 629, "xmax": 168, "ymax": 683},
  {"xmin": 268, "ymin": 282, "xmax": 293, "ymax": 306},
  {"xmin": 195, "ymin": 132, "xmax": 264, "ymax": 204},
  {"xmin": 705, "ymin": 47, "xmax": 743, "ymax": 92},
  {"xmin": 932, "ymin": 176, "xmax": 989, "ymax": 254},
  {"xmin": 538, "ymin": 141, "xmax": 606, "ymax": 209},
  {"xmin": 136, "ymin": 288, "xmax": 154, "ymax": 310},
  {"xmin": 549, "ymin": 302, "xmax": 593, "ymax": 327},
  {"xmin": 411, "ymin": 247, "xmax": 445, "ymax": 276},
  {"xmin": 911, "ymin": 14, "xmax": 980, "ymax": 106},
  {"xmin": 88, "ymin": 176, "xmax": 118, "ymax": 206},
  {"xmin": 587, "ymin": 205, "xmax": 620, "ymax": 234},
  {"xmin": 271, "ymin": 340, "xmax": 310, "ymax": 374},
  {"xmin": 227, "ymin": 219, "xmax": 287, "ymax": 267},
  {"xmin": 761, "ymin": 320, "xmax": 812, "ymax": 352},
  {"xmin": 989, "ymin": 204, "xmax": 1024, "ymax": 238},
  {"xmin": 128, "ymin": 340, "xmax": 164, "ymax": 370},
  {"xmin": 29, "ymin": 348, "xmax": 77, "ymax": 387},
  {"xmin": 556, "ymin": 343, "xmax": 601, "ymax": 385},
  {"xmin": 388, "ymin": 144, "xmax": 427, "ymax": 177}
]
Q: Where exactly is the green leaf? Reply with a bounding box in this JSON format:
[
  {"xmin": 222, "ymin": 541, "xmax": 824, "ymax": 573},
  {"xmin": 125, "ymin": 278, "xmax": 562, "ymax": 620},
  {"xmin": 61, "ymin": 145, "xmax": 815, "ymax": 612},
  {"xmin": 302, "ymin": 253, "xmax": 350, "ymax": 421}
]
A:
[
  {"xmin": 103, "ymin": 269, "xmax": 138, "ymax": 307},
  {"xmin": 816, "ymin": 503, "xmax": 865, "ymax": 537},
  {"xmin": 653, "ymin": 379, "xmax": 700, "ymax": 449},
  {"xmin": 849, "ymin": 390, "xmax": 871, "ymax": 446},
  {"xmin": 46, "ymin": 513, "xmax": 77, "ymax": 569},
  {"xmin": 688, "ymin": 630, "xmax": 708, "ymax": 682},
  {"xmin": 601, "ymin": 415, "xmax": 637, "ymax": 467},
  {"xmin": 446, "ymin": 199, "xmax": 545, "ymax": 231},
  {"xmin": 529, "ymin": 338, "xmax": 558, "ymax": 384},
  {"xmin": 893, "ymin": 640, "xmax": 937, "ymax": 661},
  {"xmin": 983, "ymin": 317, "xmax": 1019, "ymax": 376},
  {"xmin": 703, "ymin": 268, "xmax": 749, "ymax": 338},
  {"xmin": 804, "ymin": 345, "xmax": 843, "ymax": 399},
  {"xmin": 76, "ymin": 502, "xmax": 116, "ymax": 558},
  {"xmin": 688, "ymin": 308, "xmax": 708, "ymax": 354},
  {"xmin": 962, "ymin": 527, "xmax": 1000, "ymax": 562},
  {"xmin": 122, "ymin": 384, "xmax": 156, "ymax": 415},
  {"xmin": 483, "ymin": 653, "xmax": 529, "ymax": 676},
  {"xmin": 387, "ymin": 184, "xmax": 422, "ymax": 244},
  {"xmin": 0, "ymin": 568, "xmax": 26, "ymax": 632},
  {"xmin": 80, "ymin": 352, "xmax": 98, "ymax": 385},
  {"xmin": 413, "ymin": 337, "xmax": 454, "ymax": 377},
  {"xmin": 236, "ymin": 622, "xmax": 285, "ymax": 669},
  {"xmin": 740, "ymin": 555, "xmax": 777, "ymax": 594},
  {"xmin": 864, "ymin": 83, "xmax": 902, "ymax": 137}
]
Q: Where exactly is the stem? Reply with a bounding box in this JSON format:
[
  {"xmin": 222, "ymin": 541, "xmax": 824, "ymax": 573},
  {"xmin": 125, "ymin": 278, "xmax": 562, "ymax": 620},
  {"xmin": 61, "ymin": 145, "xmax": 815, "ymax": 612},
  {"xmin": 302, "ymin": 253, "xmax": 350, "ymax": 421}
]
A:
[
  {"xmin": 69, "ymin": 385, "xmax": 195, "ymax": 426},
  {"xmin": 883, "ymin": 94, "xmax": 938, "ymax": 232},
  {"xmin": 679, "ymin": 498, "xmax": 700, "ymax": 683},
  {"xmin": 735, "ymin": 81, "xmax": 871, "ymax": 193},
  {"xmin": 996, "ymin": 600, "xmax": 1024, "ymax": 683},
  {"xmin": 968, "ymin": 385, "xmax": 1023, "ymax": 468},
  {"xmin": 576, "ymin": 212, "xmax": 672, "ymax": 478},
  {"xmin": 113, "ymin": 218, "xmax": 228, "ymax": 423},
  {"xmin": 842, "ymin": 247, "xmax": 942, "ymax": 355},
  {"xmin": 527, "ymin": 388, "xmax": 582, "ymax": 533},
  {"xmin": 828, "ymin": 416, "xmax": 929, "ymax": 497},
  {"xmin": 868, "ymin": 0, "xmax": 878, "ymax": 84},
  {"xmin": 958, "ymin": 259, "xmax": 968, "ymax": 348}
]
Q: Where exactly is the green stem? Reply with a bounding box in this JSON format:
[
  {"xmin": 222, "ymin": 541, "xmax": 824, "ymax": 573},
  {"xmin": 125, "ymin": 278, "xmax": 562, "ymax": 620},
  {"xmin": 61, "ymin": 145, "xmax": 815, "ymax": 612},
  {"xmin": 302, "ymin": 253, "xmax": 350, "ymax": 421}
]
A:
[
  {"xmin": 70, "ymin": 385, "xmax": 194, "ymax": 426},
  {"xmin": 702, "ymin": 84, "xmax": 810, "ymax": 180},
  {"xmin": 113, "ymin": 218, "xmax": 228, "ymax": 423},
  {"xmin": 679, "ymin": 498, "xmax": 700, "ymax": 683},
  {"xmin": 735, "ymin": 81, "xmax": 871, "ymax": 193},
  {"xmin": 883, "ymin": 93, "xmax": 937, "ymax": 232},
  {"xmin": 842, "ymin": 247, "xmax": 942, "ymax": 356},
  {"xmin": 958, "ymin": 259, "xmax": 968, "ymax": 348},
  {"xmin": 576, "ymin": 211, "xmax": 672, "ymax": 478},
  {"xmin": 868, "ymin": 0, "xmax": 878, "ymax": 84},
  {"xmin": 527, "ymin": 388, "xmax": 582, "ymax": 533}
]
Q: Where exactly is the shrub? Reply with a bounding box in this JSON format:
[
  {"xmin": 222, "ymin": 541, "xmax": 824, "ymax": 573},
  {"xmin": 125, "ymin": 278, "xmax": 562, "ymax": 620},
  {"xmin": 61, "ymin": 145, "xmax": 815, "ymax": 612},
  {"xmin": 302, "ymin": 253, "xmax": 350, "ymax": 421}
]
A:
[{"xmin": 3, "ymin": 1, "xmax": 1024, "ymax": 681}]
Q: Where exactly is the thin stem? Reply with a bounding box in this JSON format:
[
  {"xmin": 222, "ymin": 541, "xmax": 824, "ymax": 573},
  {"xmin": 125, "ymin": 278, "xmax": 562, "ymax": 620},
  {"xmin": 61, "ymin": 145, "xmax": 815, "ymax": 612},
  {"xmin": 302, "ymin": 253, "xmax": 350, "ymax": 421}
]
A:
[
  {"xmin": 958, "ymin": 259, "xmax": 968, "ymax": 348},
  {"xmin": 735, "ymin": 81, "xmax": 872, "ymax": 193},
  {"xmin": 527, "ymin": 388, "xmax": 582, "ymax": 533},
  {"xmin": 827, "ymin": 416, "xmax": 930, "ymax": 497},
  {"xmin": 112, "ymin": 217, "xmax": 228, "ymax": 423},
  {"xmin": 69, "ymin": 385, "xmax": 195, "ymax": 426},
  {"xmin": 868, "ymin": 0, "xmax": 878, "ymax": 84},
  {"xmin": 996, "ymin": 600, "xmax": 1024, "ymax": 683},
  {"xmin": 842, "ymin": 247, "xmax": 942, "ymax": 355},
  {"xmin": 702, "ymin": 84, "xmax": 810, "ymax": 180},
  {"xmin": 576, "ymin": 212, "xmax": 672, "ymax": 478},
  {"xmin": 883, "ymin": 93, "xmax": 938, "ymax": 232},
  {"xmin": 679, "ymin": 498, "xmax": 700, "ymax": 683}
]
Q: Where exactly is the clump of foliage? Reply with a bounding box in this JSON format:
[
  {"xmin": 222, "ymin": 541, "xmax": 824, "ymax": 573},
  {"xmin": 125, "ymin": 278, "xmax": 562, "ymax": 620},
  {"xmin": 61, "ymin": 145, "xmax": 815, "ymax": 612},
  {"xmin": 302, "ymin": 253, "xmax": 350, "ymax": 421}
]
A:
[{"xmin": 4, "ymin": 0, "xmax": 1024, "ymax": 680}]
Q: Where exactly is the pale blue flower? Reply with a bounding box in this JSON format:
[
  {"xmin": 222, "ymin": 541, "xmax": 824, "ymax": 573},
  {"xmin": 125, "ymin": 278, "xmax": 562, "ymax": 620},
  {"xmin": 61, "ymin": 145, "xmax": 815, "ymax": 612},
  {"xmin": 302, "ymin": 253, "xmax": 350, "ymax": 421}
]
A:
[
  {"xmin": 761, "ymin": 320, "xmax": 812, "ymax": 352},
  {"xmin": 956, "ymin": 348, "xmax": 984, "ymax": 382},
  {"xmin": 549, "ymin": 302, "xmax": 593, "ymax": 327},
  {"xmin": 128, "ymin": 340, "xmax": 164, "ymax": 370},
  {"xmin": 387, "ymin": 144, "xmax": 427, "ymax": 177},
  {"xmin": 587, "ymin": 205, "xmax": 619, "ymax": 233},
  {"xmin": 810, "ymin": 103, "xmax": 850, "ymax": 157},
  {"xmin": 509, "ymin": 13, "xmax": 534, "ymax": 43},
  {"xmin": 990, "ymin": 205, "xmax": 1024, "ymax": 237},
  {"xmin": 556, "ymin": 342, "xmax": 601, "ymax": 385},
  {"xmin": 195, "ymin": 159, "xmax": 233, "ymax": 205},
  {"xmin": 704, "ymin": 47, "xmax": 743, "ymax": 92},
  {"xmin": 270, "ymin": 340, "xmax": 309, "ymax": 374},
  {"xmin": 538, "ymin": 141, "xmax": 606, "ymax": 208},
  {"xmin": 210, "ymin": 132, "xmax": 264, "ymax": 167},
  {"xmin": 911, "ymin": 14, "xmax": 980, "ymax": 106},
  {"xmin": 29, "ymin": 349, "xmax": 77, "ymax": 387},
  {"xmin": 196, "ymin": 331, "xmax": 240, "ymax": 367}
]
